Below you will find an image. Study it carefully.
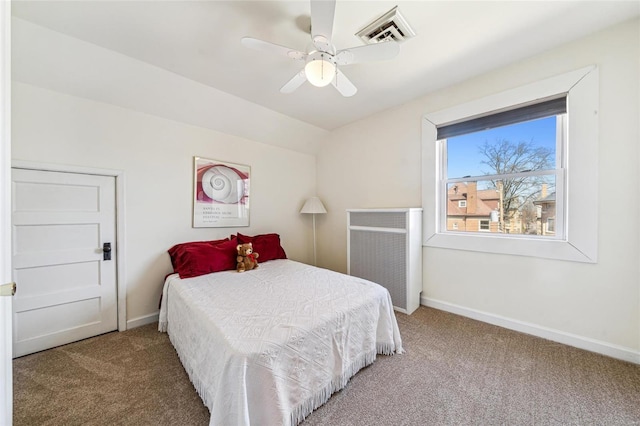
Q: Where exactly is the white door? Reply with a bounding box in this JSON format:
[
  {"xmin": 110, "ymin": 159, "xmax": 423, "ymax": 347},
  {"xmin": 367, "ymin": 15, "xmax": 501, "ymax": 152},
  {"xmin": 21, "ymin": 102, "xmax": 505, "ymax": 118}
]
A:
[{"xmin": 11, "ymin": 169, "xmax": 118, "ymax": 357}]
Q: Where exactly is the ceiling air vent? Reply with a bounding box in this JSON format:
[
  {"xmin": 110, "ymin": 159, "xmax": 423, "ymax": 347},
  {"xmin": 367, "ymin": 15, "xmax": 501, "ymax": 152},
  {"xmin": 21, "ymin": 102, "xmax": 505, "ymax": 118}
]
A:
[{"xmin": 355, "ymin": 6, "xmax": 416, "ymax": 44}]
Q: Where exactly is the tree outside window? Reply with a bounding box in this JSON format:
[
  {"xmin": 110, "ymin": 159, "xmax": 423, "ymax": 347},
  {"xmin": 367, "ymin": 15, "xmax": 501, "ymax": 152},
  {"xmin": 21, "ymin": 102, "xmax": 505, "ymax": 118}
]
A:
[{"xmin": 443, "ymin": 106, "xmax": 564, "ymax": 238}]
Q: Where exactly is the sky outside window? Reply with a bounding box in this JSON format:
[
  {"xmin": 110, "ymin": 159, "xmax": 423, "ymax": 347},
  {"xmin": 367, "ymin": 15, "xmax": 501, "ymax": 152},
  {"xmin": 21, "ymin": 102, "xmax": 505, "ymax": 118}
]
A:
[{"xmin": 446, "ymin": 116, "xmax": 557, "ymax": 179}]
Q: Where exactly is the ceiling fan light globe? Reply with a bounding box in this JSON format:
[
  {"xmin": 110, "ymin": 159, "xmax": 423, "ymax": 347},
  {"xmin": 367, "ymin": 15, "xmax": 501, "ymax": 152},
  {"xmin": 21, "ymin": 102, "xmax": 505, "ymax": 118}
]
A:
[{"xmin": 304, "ymin": 52, "xmax": 336, "ymax": 87}]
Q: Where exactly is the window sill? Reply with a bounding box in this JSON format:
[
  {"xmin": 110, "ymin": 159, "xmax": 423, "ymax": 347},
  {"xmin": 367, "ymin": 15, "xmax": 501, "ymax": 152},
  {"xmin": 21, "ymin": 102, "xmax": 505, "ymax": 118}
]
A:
[{"xmin": 424, "ymin": 232, "xmax": 596, "ymax": 263}]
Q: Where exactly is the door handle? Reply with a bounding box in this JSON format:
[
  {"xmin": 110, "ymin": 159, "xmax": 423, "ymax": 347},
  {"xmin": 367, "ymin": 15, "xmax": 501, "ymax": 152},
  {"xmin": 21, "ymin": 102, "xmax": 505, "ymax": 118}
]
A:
[
  {"xmin": 103, "ymin": 242, "xmax": 112, "ymax": 261},
  {"xmin": 0, "ymin": 282, "xmax": 16, "ymax": 297}
]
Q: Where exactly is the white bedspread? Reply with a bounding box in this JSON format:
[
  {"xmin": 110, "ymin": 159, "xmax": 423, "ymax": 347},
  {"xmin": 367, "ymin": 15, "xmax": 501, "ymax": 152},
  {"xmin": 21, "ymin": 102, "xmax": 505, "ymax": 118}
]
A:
[{"xmin": 158, "ymin": 259, "xmax": 403, "ymax": 426}]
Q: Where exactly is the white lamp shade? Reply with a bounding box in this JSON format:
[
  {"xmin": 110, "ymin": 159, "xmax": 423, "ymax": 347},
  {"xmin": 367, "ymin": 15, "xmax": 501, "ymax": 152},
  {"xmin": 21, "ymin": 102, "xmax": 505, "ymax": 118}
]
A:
[
  {"xmin": 304, "ymin": 52, "xmax": 336, "ymax": 87},
  {"xmin": 300, "ymin": 197, "xmax": 327, "ymax": 214}
]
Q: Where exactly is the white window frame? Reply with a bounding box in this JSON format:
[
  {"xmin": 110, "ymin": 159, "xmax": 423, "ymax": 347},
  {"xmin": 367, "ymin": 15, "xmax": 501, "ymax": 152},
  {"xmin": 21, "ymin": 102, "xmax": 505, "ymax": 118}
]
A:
[
  {"xmin": 547, "ymin": 218, "xmax": 556, "ymax": 233},
  {"xmin": 422, "ymin": 66, "xmax": 598, "ymax": 263},
  {"xmin": 439, "ymin": 112, "xmax": 566, "ymax": 240},
  {"xmin": 458, "ymin": 200, "xmax": 467, "ymax": 208},
  {"xmin": 479, "ymin": 220, "xmax": 490, "ymax": 231}
]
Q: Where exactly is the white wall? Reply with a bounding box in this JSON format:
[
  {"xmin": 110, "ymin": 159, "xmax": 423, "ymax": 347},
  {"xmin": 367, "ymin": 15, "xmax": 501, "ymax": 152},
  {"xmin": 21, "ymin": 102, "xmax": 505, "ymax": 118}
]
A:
[
  {"xmin": 317, "ymin": 19, "xmax": 640, "ymax": 360},
  {"xmin": 11, "ymin": 20, "xmax": 322, "ymax": 326}
]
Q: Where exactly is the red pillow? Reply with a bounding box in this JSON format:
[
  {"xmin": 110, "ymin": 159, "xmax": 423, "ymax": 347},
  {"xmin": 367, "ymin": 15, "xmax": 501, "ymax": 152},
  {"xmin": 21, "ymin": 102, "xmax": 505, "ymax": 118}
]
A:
[
  {"xmin": 169, "ymin": 238, "xmax": 237, "ymax": 278},
  {"xmin": 168, "ymin": 238, "xmax": 228, "ymax": 270},
  {"xmin": 236, "ymin": 233, "xmax": 287, "ymax": 262}
]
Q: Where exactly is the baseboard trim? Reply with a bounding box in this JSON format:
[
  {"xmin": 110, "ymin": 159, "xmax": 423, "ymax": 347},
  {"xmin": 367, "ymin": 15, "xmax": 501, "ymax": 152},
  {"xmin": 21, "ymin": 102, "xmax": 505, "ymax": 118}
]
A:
[
  {"xmin": 126, "ymin": 312, "xmax": 159, "ymax": 330},
  {"xmin": 421, "ymin": 297, "xmax": 640, "ymax": 365}
]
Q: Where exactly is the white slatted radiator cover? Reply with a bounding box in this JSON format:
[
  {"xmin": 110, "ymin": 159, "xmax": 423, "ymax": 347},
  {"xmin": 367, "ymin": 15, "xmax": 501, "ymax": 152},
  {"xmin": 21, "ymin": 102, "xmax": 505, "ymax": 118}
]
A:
[{"xmin": 347, "ymin": 209, "xmax": 422, "ymax": 314}]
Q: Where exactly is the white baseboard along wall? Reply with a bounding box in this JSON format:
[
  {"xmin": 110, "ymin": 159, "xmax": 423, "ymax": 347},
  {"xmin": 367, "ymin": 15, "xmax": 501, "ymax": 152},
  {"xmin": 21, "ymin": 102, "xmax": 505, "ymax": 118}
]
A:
[
  {"xmin": 421, "ymin": 297, "xmax": 640, "ymax": 365},
  {"xmin": 126, "ymin": 313, "xmax": 159, "ymax": 330}
]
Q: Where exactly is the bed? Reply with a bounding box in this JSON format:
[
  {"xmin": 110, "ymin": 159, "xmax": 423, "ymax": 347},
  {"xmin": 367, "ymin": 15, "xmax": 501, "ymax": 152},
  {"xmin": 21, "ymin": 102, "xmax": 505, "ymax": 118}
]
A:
[{"xmin": 158, "ymin": 257, "xmax": 403, "ymax": 426}]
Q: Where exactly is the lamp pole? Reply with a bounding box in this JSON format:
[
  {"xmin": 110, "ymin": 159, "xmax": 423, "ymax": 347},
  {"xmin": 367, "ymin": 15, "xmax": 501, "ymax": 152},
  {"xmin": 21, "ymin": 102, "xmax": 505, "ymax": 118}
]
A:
[
  {"xmin": 312, "ymin": 213, "xmax": 318, "ymax": 266},
  {"xmin": 300, "ymin": 197, "xmax": 327, "ymax": 267}
]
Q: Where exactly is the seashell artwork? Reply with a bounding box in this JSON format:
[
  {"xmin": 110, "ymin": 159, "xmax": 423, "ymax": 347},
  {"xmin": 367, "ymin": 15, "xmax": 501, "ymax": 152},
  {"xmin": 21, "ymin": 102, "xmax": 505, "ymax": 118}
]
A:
[
  {"xmin": 193, "ymin": 157, "xmax": 250, "ymax": 228},
  {"xmin": 201, "ymin": 165, "xmax": 245, "ymax": 204}
]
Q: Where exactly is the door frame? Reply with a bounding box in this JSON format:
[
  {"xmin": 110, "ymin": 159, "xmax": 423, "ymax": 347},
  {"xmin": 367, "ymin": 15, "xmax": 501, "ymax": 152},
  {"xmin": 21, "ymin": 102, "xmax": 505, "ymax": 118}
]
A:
[
  {"xmin": 1, "ymin": 0, "xmax": 12, "ymax": 423},
  {"xmin": 12, "ymin": 160, "xmax": 128, "ymax": 332}
]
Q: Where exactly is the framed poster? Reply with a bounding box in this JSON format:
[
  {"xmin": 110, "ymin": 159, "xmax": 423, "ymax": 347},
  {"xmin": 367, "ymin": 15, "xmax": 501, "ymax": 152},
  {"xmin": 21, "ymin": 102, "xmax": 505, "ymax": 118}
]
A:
[{"xmin": 193, "ymin": 157, "xmax": 250, "ymax": 228}]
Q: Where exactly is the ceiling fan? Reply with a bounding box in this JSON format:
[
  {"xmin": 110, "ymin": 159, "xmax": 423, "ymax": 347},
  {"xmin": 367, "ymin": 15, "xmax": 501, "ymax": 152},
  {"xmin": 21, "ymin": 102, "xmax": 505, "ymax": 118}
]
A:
[{"xmin": 241, "ymin": 0, "xmax": 400, "ymax": 97}]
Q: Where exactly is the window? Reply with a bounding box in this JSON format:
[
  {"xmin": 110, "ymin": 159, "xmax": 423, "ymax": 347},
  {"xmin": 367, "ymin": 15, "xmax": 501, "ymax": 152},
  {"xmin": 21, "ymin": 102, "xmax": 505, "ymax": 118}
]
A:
[
  {"xmin": 547, "ymin": 218, "xmax": 556, "ymax": 233},
  {"xmin": 422, "ymin": 66, "xmax": 599, "ymax": 263},
  {"xmin": 442, "ymin": 97, "xmax": 565, "ymax": 239}
]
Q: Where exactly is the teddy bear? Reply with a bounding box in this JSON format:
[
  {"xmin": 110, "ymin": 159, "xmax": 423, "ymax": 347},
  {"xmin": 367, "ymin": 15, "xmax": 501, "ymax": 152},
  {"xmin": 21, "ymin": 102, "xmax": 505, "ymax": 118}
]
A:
[{"xmin": 237, "ymin": 243, "xmax": 259, "ymax": 272}]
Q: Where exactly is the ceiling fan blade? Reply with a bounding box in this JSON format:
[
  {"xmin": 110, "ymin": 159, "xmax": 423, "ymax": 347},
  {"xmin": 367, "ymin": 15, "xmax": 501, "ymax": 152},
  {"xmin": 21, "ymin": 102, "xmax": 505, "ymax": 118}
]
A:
[
  {"xmin": 335, "ymin": 41, "xmax": 400, "ymax": 65},
  {"xmin": 310, "ymin": 0, "xmax": 336, "ymax": 50},
  {"xmin": 280, "ymin": 70, "xmax": 307, "ymax": 94},
  {"xmin": 332, "ymin": 69, "xmax": 357, "ymax": 97},
  {"xmin": 241, "ymin": 37, "xmax": 305, "ymax": 61}
]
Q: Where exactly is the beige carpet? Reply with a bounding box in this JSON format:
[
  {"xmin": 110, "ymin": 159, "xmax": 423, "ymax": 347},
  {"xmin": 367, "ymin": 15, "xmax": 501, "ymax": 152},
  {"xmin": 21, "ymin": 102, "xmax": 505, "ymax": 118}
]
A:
[{"xmin": 14, "ymin": 307, "xmax": 640, "ymax": 425}]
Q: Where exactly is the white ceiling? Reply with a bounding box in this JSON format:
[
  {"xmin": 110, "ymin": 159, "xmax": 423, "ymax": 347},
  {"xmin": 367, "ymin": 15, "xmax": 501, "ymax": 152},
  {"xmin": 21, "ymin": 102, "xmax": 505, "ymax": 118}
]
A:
[{"xmin": 11, "ymin": 1, "xmax": 640, "ymax": 130}]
